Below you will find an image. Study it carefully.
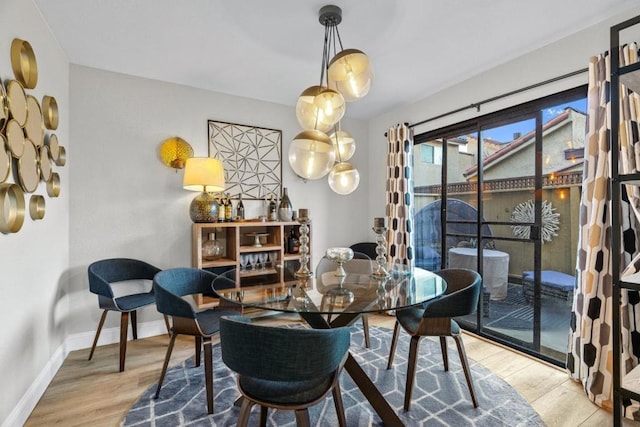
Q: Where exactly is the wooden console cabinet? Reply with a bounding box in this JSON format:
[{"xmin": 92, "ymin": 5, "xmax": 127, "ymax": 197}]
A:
[{"xmin": 191, "ymin": 221, "xmax": 308, "ymax": 307}]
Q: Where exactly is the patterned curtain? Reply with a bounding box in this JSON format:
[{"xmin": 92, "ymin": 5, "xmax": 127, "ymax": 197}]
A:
[
  {"xmin": 386, "ymin": 123, "xmax": 415, "ymax": 267},
  {"xmin": 567, "ymin": 44, "xmax": 640, "ymax": 419}
]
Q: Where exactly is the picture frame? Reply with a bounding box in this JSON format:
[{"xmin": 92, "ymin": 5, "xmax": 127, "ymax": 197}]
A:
[{"xmin": 208, "ymin": 120, "xmax": 282, "ymax": 200}]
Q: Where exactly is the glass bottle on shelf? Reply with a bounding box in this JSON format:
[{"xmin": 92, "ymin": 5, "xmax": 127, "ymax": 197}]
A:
[
  {"xmin": 287, "ymin": 227, "xmax": 300, "ymax": 254},
  {"xmin": 225, "ymin": 192, "xmax": 233, "ymax": 221},
  {"xmin": 268, "ymin": 194, "xmax": 277, "ymax": 221},
  {"xmin": 278, "ymin": 187, "xmax": 293, "ymax": 221},
  {"xmin": 236, "ymin": 194, "xmax": 245, "ymax": 220},
  {"xmin": 217, "ymin": 193, "xmax": 226, "ymax": 222},
  {"xmin": 202, "ymin": 232, "xmax": 224, "ymax": 260}
]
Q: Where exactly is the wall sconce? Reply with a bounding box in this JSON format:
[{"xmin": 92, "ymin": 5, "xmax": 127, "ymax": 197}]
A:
[
  {"xmin": 183, "ymin": 157, "xmax": 225, "ymax": 222},
  {"xmin": 159, "ymin": 136, "xmax": 193, "ymax": 169}
]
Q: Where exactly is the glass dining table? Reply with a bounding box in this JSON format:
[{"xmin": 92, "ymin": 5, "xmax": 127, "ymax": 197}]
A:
[{"xmin": 212, "ymin": 263, "xmax": 447, "ymax": 427}]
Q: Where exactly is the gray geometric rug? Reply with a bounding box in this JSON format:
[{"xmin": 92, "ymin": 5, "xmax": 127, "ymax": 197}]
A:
[{"xmin": 122, "ymin": 325, "xmax": 545, "ymax": 426}]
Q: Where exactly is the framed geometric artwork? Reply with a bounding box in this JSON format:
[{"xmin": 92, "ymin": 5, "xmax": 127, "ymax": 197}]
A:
[{"xmin": 208, "ymin": 120, "xmax": 282, "ymax": 200}]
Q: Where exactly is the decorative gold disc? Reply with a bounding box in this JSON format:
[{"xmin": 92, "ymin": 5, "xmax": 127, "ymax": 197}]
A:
[
  {"xmin": 10, "ymin": 39, "xmax": 38, "ymax": 89},
  {"xmin": 48, "ymin": 133, "xmax": 59, "ymax": 161},
  {"xmin": 55, "ymin": 146, "xmax": 66, "ymax": 167},
  {"xmin": 25, "ymin": 95, "xmax": 44, "ymax": 147},
  {"xmin": 17, "ymin": 139, "xmax": 39, "ymax": 193},
  {"xmin": 39, "ymin": 145, "xmax": 52, "ymax": 181},
  {"xmin": 0, "ymin": 81, "xmax": 8, "ymax": 133},
  {"xmin": 6, "ymin": 119, "xmax": 25, "ymax": 158},
  {"xmin": 0, "ymin": 183, "xmax": 25, "ymax": 233},
  {"xmin": 6, "ymin": 80, "xmax": 27, "ymax": 126},
  {"xmin": 42, "ymin": 95, "xmax": 58, "ymax": 130},
  {"xmin": 0, "ymin": 134, "xmax": 11, "ymax": 183},
  {"xmin": 46, "ymin": 172, "xmax": 60, "ymax": 198},
  {"xmin": 29, "ymin": 195, "xmax": 45, "ymax": 220}
]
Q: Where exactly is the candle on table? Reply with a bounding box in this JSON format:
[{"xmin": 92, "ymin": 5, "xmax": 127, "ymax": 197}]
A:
[
  {"xmin": 374, "ymin": 217, "xmax": 386, "ymax": 228},
  {"xmin": 299, "ymin": 208, "xmax": 309, "ymax": 219}
]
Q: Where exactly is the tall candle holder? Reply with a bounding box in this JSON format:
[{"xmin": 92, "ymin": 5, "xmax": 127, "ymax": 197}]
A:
[
  {"xmin": 295, "ymin": 209, "xmax": 312, "ymax": 278},
  {"xmin": 372, "ymin": 217, "xmax": 390, "ymax": 278}
]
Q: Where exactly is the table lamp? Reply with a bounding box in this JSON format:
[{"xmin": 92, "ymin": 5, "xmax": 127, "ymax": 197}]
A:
[{"xmin": 183, "ymin": 157, "xmax": 225, "ymax": 222}]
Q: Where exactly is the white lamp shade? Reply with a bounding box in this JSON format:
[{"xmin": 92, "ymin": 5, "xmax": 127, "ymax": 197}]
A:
[
  {"xmin": 328, "ymin": 49, "xmax": 373, "ymax": 102},
  {"xmin": 295, "ymin": 85, "xmax": 345, "ymax": 132},
  {"xmin": 328, "ymin": 162, "xmax": 360, "ymax": 195},
  {"xmin": 183, "ymin": 157, "xmax": 225, "ymax": 192},
  {"xmin": 329, "ymin": 129, "xmax": 356, "ymax": 162},
  {"xmin": 288, "ymin": 130, "xmax": 336, "ymax": 180}
]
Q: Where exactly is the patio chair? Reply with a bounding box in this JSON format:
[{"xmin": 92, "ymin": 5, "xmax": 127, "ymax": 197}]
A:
[
  {"xmin": 387, "ymin": 268, "xmax": 482, "ymax": 410},
  {"xmin": 220, "ymin": 315, "xmax": 350, "ymax": 426}
]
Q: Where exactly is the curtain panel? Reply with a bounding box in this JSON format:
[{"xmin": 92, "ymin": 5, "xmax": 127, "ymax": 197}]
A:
[
  {"xmin": 386, "ymin": 123, "xmax": 415, "ymax": 267},
  {"xmin": 567, "ymin": 43, "xmax": 640, "ymax": 419}
]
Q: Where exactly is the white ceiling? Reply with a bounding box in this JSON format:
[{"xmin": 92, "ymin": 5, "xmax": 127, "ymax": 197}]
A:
[{"xmin": 34, "ymin": 0, "xmax": 636, "ymax": 120}]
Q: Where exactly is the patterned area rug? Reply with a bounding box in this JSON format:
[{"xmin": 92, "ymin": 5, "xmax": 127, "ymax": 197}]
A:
[{"xmin": 122, "ymin": 325, "xmax": 544, "ymax": 426}]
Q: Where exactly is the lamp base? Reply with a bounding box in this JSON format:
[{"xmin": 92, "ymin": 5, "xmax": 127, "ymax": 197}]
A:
[{"xmin": 189, "ymin": 192, "xmax": 219, "ymax": 223}]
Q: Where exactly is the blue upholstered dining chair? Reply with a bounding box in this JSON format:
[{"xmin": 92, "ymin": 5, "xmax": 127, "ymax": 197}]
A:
[
  {"xmin": 387, "ymin": 268, "xmax": 482, "ymax": 410},
  {"xmin": 153, "ymin": 268, "xmax": 240, "ymax": 415},
  {"xmin": 219, "ymin": 316, "xmax": 351, "ymax": 427},
  {"xmin": 88, "ymin": 258, "xmax": 170, "ymax": 372},
  {"xmin": 315, "ymin": 251, "xmax": 373, "ymax": 347}
]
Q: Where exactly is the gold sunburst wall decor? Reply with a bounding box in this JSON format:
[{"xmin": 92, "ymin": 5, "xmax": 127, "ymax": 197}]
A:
[
  {"xmin": 159, "ymin": 136, "xmax": 193, "ymax": 170},
  {"xmin": 510, "ymin": 199, "xmax": 560, "ymax": 243}
]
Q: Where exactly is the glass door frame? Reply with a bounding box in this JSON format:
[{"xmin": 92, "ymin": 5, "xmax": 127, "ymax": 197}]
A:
[{"xmin": 414, "ymin": 85, "xmax": 586, "ymax": 366}]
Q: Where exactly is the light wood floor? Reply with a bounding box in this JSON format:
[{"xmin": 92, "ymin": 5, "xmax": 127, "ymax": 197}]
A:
[{"xmin": 24, "ymin": 313, "xmax": 629, "ymax": 427}]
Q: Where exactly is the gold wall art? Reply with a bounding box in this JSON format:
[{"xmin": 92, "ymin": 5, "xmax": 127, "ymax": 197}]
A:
[
  {"xmin": 159, "ymin": 136, "xmax": 193, "ymax": 169},
  {"xmin": 0, "ymin": 38, "xmax": 66, "ymax": 234}
]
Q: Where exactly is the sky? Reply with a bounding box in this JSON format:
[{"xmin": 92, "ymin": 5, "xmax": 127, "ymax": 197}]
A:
[{"xmin": 481, "ymin": 98, "xmax": 587, "ymax": 143}]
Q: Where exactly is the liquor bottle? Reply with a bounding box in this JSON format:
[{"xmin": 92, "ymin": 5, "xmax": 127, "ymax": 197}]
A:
[
  {"xmin": 236, "ymin": 193, "xmax": 245, "ymax": 220},
  {"xmin": 225, "ymin": 192, "xmax": 233, "ymax": 221},
  {"xmin": 287, "ymin": 227, "xmax": 300, "ymax": 254},
  {"xmin": 217, "ymin": 193, "xmax": 226, "ymax": 222},
  {"xmin": 268, "ymin": 194, "xmax": 277, "ymax": 221},
  {"xmin": 278, "ymin": 187, "xmax": 293, "ymax": 221}
]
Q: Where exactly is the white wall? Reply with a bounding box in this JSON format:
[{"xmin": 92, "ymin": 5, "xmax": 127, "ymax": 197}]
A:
[
  {"xmin": 67, "ymin": 65, "xmax": 370, "ymax": 336},
  {"xmin": 367, "ymin": 4, "xmax": 640, "ymax": 218},
  {"xmin": 0, "ymin": 0, "xmax": 70, "ymax": 424}
]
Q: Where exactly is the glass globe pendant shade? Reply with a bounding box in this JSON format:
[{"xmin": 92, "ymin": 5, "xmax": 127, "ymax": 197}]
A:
[
  {"xmin": 295, "ymin": 85, "xmax": 345, "ymax": 133},
  {"xmin": 329, "ymin": 129, "xmax": 356, "ymax": 162},
  {"xmin": 328, "ymin": 49, "xmax": 373, "ymax": 102},
  {"xmin": 328, "ymin": 162, "xmax": 360, "ymax": 195},
  {"xmin": 288, "ymin": 129, "xmax": 336, "ymax": 180}
]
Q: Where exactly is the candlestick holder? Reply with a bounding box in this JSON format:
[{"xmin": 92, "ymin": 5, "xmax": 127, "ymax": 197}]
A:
[
  {"xmin": 295, "ymin": 216, "xmax": 312, "ymax": 278},
  {"xmin": 372, "ymin": 225, "xmax": 390, "ymax": 277}
]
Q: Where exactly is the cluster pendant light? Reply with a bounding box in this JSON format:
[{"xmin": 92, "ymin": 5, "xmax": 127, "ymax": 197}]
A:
[{"xmin": 288, "ymin": 5, "xmax": 373, "ymax": 195}]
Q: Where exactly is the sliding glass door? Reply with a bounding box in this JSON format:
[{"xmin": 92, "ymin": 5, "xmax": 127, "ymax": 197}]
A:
[{"xmin": 413, "ymin": 88, "xmax": 585, "ymax": 365}]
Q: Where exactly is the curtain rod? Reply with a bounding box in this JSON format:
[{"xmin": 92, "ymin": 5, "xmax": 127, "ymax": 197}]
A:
[{"xmin": 407, "ymin": 67, "xmax": 588, "ymax": 130}]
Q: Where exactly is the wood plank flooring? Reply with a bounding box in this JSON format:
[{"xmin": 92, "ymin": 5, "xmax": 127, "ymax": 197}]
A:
[{"xmin": 24, "ymin": 313, "xmax": 629, "ymax": 427}]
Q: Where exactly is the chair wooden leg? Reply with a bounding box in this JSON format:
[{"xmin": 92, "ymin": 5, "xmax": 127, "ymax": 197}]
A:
[
  {"xmin": 404, "ymin": 335, "xmax": 421, "ymax": 411},
  {"xmin": 387, "ymin": 320, "xmax": 401, "ymax": 369},
  {"xmin": 119, "ymin": 311, "xmax": 129, "ymax": 372},
  {"xmin": 362, "ymin": 315, "xmax": 371, "ymax": 348},
  {"xmin": 332, "ymin": 382, "xmax": 347, "ymax": 427},
  {"xmin": 155, "ymin": 333, "xmax": 177, "ymax": 398},
  {"xmin": 439, "ymin": 336, "xmax": 449, "ymax": 371},
  {"xmin": 195, "ymin": 336, "xmax": 202, "ymax": 367},
  {"xmin": 238, "ymin": 396, "xmax": 254, "ymax": 427},
  {"xmin": 203, "ymin": 337, "xmax": 214, "ymax": 414},
  {"xmin": 453, "ymin": 334, "xmax": 478, "ymax": 408},
  {"xmin": 88, "ymin": 310, "xmax": 108, "ymax": 361},
  {"xmin": 163, "ymin": 314, "xmax": 171, "ymax": 335},
  {"xmin": 259, "ymin": 406, "xmax": 268, "ymax": 427},
  {"xmin": 294, "ymin": 409, "xmax": 311, "ymax": 427},
  {"xmin": 131, "ymin": 310, "xmax": 138, "ymax": 340}
]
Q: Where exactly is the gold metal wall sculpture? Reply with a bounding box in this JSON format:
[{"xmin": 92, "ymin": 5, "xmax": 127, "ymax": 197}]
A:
[
  {"xmin": 0, "ymin": 38, "xmax": 66, "ymax": 233},
  {"xmin": 159, "ymin": 136, "xmax": 193, "ymax": 169}
]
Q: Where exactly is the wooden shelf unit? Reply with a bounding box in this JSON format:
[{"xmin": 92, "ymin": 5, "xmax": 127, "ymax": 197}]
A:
[{"xmin": 191, "ymin": 221, "xmax": 308, "ymax": 307}]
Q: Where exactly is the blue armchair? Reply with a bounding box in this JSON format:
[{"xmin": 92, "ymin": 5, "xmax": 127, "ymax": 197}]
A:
[
  {"xmin": 220, "ymin": 316, "xmax": 351, "ymax": 426},
  {"xmin": 87, "ymin": 258, "xmax": 170, "ymax": 372},
  {"xmin": 153, "ymin": 268, "xmax": 240, "ymax": 415}
]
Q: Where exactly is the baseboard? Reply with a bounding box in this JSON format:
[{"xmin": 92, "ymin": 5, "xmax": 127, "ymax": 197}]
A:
[{"xmin": 3, "ymin": 319, "xmax": 168, "ymax": 427}]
